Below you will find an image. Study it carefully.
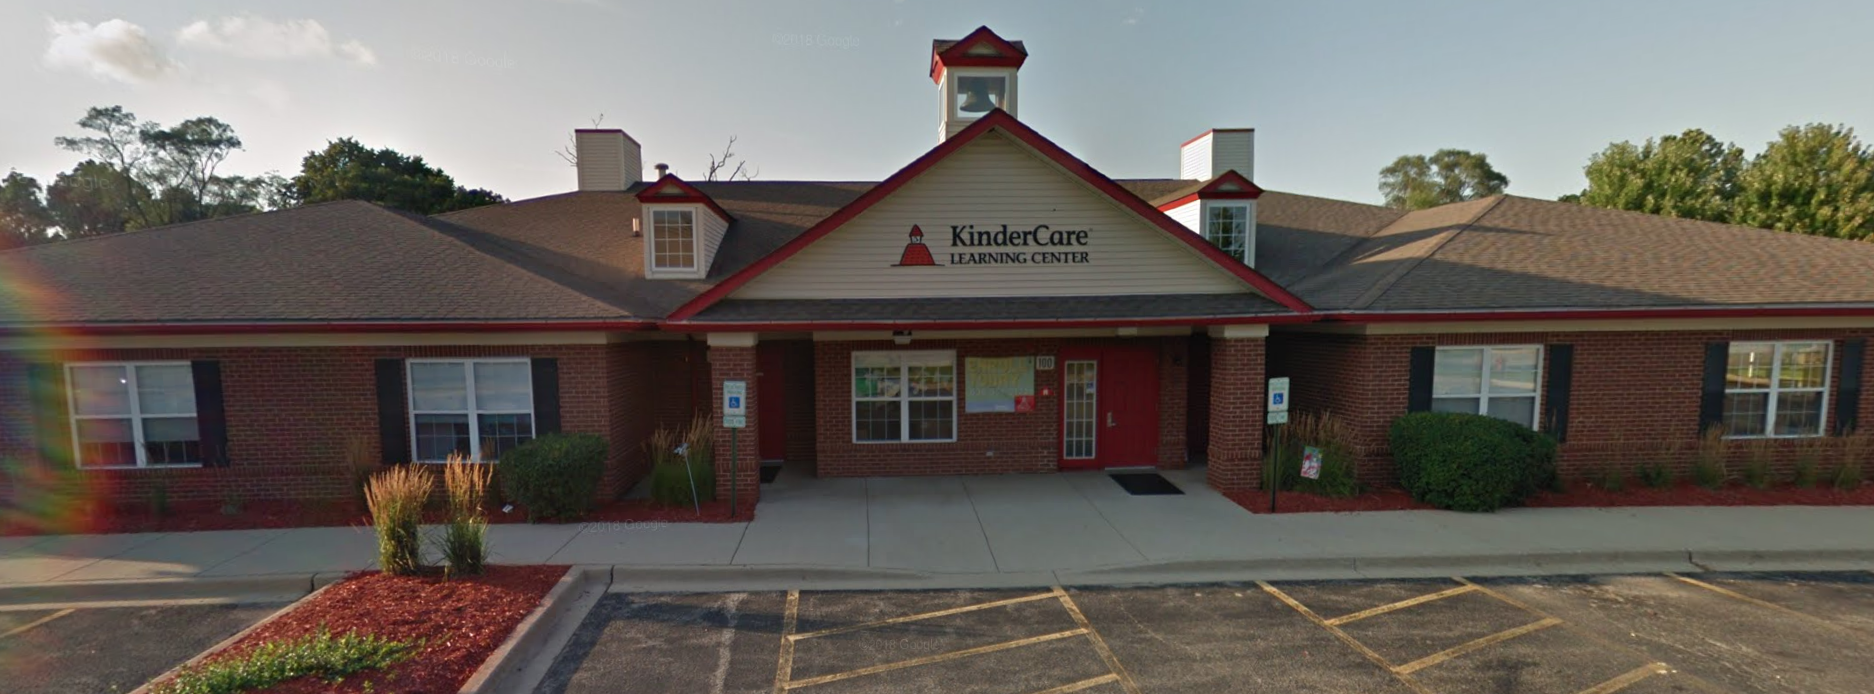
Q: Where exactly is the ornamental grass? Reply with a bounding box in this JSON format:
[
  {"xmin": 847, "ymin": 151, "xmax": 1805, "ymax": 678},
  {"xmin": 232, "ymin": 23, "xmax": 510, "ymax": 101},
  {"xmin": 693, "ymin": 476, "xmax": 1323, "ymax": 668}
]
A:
[
  {"xmin": 366, "ymin": 465, "xmax": 433, "ymax": 576},
  {"xmin": 442, "ymin": 454, "xmax": 493, "ymax": 577}
]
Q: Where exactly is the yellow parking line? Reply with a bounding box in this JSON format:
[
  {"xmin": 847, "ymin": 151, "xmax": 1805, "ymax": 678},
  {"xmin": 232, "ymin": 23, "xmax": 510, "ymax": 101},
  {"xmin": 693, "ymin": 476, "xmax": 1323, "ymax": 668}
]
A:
[
  {"xmin": 1394, "ymin": 617, "xmax": 1561, "ymax": 674},
  {"xmin": 773, "ymin": 590, "xmax": 799, "ymax": 694},
  {"xmin": 1055, "ymin": 588, "xmax": 1142, "ymax": 694},
  {"xmin": 0, "ymin": 608, "xmax": 75, "ymax": 640},
  {"xmin": 1029, "ymin": 674, "xmax": 1121, "ymax": 694},
  {"xmin": 784, "ymin": 628, "xmax": 1089, "ymax": 689},
  {"xmin": 1258, "ymin": 582, "xmax": 1437, "ymax": 694},
  {"xmin": 1665, "ymin": 573, "xmax": 1873, "ymax": 639},
  {"xmin": 1576, "ymin": 663, "xmax": 1671, "ymax": 694},
  {"xmin": 1454, "ymin": 578, "xmax": 1733, "ymax": 694},
  {"xmin": 1325, "ymin": 584, "xmax": 1479, "ymax": 626},
  {"xmin": 788, "ymin": 590, "xmax": 1062, "ymax": 641}
]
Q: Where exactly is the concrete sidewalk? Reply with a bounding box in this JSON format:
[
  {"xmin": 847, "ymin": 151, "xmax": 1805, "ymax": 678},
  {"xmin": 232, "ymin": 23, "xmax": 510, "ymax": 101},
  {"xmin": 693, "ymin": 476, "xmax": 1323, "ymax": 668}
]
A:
[{"xmin": 4, "ymin": 468, "xmax": 1871, "ymax": 591}]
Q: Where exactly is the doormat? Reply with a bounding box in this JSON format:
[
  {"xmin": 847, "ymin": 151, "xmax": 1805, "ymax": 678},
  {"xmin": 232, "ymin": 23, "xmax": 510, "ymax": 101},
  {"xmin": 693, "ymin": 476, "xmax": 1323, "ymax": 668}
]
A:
[
  {"xmin": 760, "ymin": 465, "xmax": 782, "ymax": 484},
  {"xmin": 1110, "ymin": 472, "xmax": 1183, "ymax": 496}
]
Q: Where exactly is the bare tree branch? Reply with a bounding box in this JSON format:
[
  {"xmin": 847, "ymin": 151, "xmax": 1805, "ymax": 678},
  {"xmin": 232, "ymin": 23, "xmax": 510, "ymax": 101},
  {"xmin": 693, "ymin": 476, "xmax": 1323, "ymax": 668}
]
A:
[
  {"xmin": 706, "ymin": 135, "xmax": 757, "ymax": 181},
  {"xmin": 556, "ymin": 113, "xmax": 606, "ymax": 167}
]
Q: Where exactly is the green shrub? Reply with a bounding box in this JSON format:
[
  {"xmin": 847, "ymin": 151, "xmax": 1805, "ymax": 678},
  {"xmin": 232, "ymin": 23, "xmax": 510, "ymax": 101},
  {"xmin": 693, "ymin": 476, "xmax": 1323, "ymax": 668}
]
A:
[
  {"xmin": 1269, "ymin": 412, "xmax": 1361, "ymax": 498},
  {"xmin": 365, "ymin": 465, "xmax": 431, "ymax": 576},
  {"xmin": 1388, "ymin": 412, "xmax": 1556, "ymax": 512},
  {"xmin": 1836, "ymin": 432, "xmax": 1870, "ymax": 491},
  {"xmin": 442, "ymin": 455, "xmax": 492, "ymax": 576},
  {"xmin": 1792, "ymin": 437, "xmax": 1824, "ymax": 488},
  {"xmin": 645, "ymin": 419, "xmax": 718, "ymax": 507},
  {"xmin": 1693, "ymin": 427, "xmax": 1729, "ymax": 489},
  {"xmin": 1637, "ymin": 461, "xmax": 1674, "ymax": 489},
  {"xmin": 1742, "ymin": 439, "xmax": 1774, "ymax": 490},
  {"xmin": 499, "ymin": 433, "xmax": 609, "ymax": 521},
  {"xmin": 153, "ymin": 628, "xmax": 413, "ymax": 694},
  {"xmin": 1594, "ymin": 462, "xmax": 1626, "ymax": 492}
]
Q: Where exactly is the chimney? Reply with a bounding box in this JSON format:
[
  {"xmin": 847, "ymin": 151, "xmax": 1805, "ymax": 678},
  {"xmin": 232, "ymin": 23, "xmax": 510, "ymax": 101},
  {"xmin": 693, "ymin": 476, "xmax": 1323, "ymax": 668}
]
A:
[
  {"xmin": 1180, "ymin": 129, "xmax": 1254, "ymax": 180},
  {"xmin": 654, "ymin": 163, "xmax": 669, "ymax": 178},
  {"xmin": 575, "ymin": 129, "xmax": 643, "ymax": 191}
]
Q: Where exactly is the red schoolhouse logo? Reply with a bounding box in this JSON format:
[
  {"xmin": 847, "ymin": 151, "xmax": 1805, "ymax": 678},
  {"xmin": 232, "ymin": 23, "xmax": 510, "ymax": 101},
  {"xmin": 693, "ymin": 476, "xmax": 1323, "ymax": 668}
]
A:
[{"xmin": 894, "ymin": 225, "xmax": 941, "ymax": 266}]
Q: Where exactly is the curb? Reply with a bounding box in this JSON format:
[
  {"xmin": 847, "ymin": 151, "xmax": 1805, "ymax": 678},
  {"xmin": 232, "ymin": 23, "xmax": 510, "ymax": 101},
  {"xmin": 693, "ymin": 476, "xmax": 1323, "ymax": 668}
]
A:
[
  {"xmin": 459, "ymin": 565, "xmax": 610, "ymax": 694},
  {"xmin": 0, "ymin": 574, "xmax": 319, "ymax": 607},
  {"xmin": 1353, "ymin": 550, "xmax": 1700, "ymax": 578},
  {"xmin": 128, "ymin": 581, "xmax": 336, "ymax": 694},
  {"xmin": 607, "ymin": 565, "xmax": 1063, "ymax": 592},
  {"xmin": 1689, "ymin": 548, "xmax": 1874, "ymax": 572}
]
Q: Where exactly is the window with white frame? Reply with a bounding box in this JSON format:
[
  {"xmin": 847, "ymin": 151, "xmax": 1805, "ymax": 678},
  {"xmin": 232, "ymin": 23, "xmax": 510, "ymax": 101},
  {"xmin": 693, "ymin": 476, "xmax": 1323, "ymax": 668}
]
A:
[
  {"xmin": 407, "ymin": 359, "xmax": 535, "ymax": 462},
  {"xmin": 1431, "ymin": 346, "xmax": 1542, "ymax": 428},
  {"xmin": 1205, "ymin": 204, "xmax": 1250, "ymax": 262},
  {"xmin": 650, "ymin": 208, "xmax": 696, "ymax": 271},
  {"xmin": 1724, "ymin": 341, "xmax": 1830, "ymax": 438},
  {"xmin": 66, "ymin": 363, "xmax": 200, "ymax": 467},
  {"xmin": 852, "ymin": 351, "xmax": 956, "ymax": 443}
]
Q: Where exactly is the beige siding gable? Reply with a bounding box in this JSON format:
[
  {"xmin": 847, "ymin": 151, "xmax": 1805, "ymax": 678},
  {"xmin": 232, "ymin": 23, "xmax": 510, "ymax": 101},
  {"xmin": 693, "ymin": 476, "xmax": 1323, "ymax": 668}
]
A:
[{"xmin": 733, "ymin": 132, "xmax": 1253, "ymax": 300}]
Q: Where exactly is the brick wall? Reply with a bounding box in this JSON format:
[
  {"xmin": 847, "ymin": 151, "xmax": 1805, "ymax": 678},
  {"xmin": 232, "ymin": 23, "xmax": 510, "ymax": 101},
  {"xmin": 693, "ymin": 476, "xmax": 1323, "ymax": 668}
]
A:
[
  {"xmin": 1205, "ymin": 337, "xmax": 1266, "ymax": 491},
  {"xmin": 649, "ymin": 339, "xmax": 707, "ymax": 432},
  {"xmin": 812, "ymin": 337, "xmax": 1188, "ymax": 478},
  {"xmin": 1272, "ymin": 328, "xmax": 1874, "ymax": 485},
  {"xmin": 0, "ymin": 343, "xmax": 640, "ymax": 505},
  {"xmin": 708, "ymin": 343, "xmax": 760, "ymax": 510}
]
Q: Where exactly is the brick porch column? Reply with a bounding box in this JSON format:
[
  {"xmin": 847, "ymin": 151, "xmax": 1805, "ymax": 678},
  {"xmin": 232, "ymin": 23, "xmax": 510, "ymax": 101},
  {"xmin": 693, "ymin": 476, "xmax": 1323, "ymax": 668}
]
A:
[
  {"xmin": 1205, "ymin": 326, "xmax": 1268, "ymax": 492},
  {"xmin": 707, "ymin": 333, "xmax": 760, "ymax": 513}
]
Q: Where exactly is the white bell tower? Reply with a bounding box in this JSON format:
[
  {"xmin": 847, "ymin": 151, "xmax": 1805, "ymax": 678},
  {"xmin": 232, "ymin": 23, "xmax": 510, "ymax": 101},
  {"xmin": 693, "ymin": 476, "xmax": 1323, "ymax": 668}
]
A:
[{"xmin": 931, "ymin": 27, "xmax": 1027, "ymax": 142}]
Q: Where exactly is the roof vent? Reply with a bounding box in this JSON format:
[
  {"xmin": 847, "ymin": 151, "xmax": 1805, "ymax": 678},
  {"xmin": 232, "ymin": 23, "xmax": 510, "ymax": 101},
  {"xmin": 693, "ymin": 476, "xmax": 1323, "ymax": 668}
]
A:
[{"xmin": 655, "ymin": 163, "xmax": 670, "ymax": 178}]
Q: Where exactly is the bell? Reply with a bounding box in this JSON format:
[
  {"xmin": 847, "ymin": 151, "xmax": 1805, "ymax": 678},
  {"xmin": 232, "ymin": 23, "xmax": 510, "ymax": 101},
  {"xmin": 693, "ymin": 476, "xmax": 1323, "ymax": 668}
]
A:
[{"xmin": 958, "ymin": 81, "xmax": 997, "ymax": 113}]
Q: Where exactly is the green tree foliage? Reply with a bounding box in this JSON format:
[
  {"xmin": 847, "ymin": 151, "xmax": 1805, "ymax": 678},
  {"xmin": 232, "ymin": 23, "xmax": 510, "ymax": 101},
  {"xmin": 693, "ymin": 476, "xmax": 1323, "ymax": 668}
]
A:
[
  {"xmin": 1571, "ymin": 123, "xmax": 1874, "ymax": 240},
  {"xmin": 47, "ymin": 161, "xmax": 147, "ymax": 238},
  {"xmin": 287, "ymin": 138, "xmax": 506, "ymax": 214},
  {"xmin": 44, "ymin": 106, "xmax": 280, "ymax": 235},
  {"xmin": 1734, "ymin": 124, "xmax": 1874, "ymax": 239},
  {"xmin": 0, "ymin": 171, "xmax": 54, "ymax": 249},
  {"xmin": 1577, "ymin": 129, "xmax": 1744, "ymax": 222},
  {"xmin": 1378, "ymin": 149, "xmax": 1510, "ymax": 210}
]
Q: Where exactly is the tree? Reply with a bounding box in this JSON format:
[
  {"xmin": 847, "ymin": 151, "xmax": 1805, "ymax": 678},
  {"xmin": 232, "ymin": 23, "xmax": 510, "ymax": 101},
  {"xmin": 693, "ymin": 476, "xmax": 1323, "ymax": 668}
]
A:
[
  {"xmin": 46, "ymin": 161, "xmax": 147, "ymax": 238},
  {"xmin": 51, "ymin": 106, "xmax": 270, "ymax": 231},
  {"xmin": 1575, "ymin": 129, "xmax": 1744, "ymax": 223},
  {"xmin": 1733, "ymin": 124, "xmax": 1874, "ymax": 240},
  {"xmin": 1378, "ymin": 149, "xmax": 1508, "ymax": 210},
  {"xmin": 704, "ymin": 135, "xmax": 758, "ymax": 181},
  {"xmin": 0, "ymin": 170, "xmax": 53, "ymax": 249},
  {"xmin": 287, "ymin": 138, "xmax": 506, "ymax": 214}
]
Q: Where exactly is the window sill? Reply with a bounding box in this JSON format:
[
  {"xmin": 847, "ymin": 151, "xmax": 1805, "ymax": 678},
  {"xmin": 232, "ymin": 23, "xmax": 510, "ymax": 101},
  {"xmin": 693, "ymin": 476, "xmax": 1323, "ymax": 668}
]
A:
[
  {"xmin": 79, "ymin": 464, "xmax": 204, "ymax": 471},
  {"xmin": 851, "ymin": 439, "xmax": 959, "ymax": 445},
  {"xmin": 1722, "ymin": 434, "xmax": 1827, "ymax": 440}
]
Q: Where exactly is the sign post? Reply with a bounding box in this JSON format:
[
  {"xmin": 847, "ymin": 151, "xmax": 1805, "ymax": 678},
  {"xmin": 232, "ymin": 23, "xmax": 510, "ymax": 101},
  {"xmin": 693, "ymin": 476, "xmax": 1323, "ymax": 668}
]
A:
[
  {"xmin": 723, "ymin": 380, "xmax": 747, "ymax": 517},
  {"xmin": 1266, "ymin": 377, "xmax": 1291, "ymax": 513}
]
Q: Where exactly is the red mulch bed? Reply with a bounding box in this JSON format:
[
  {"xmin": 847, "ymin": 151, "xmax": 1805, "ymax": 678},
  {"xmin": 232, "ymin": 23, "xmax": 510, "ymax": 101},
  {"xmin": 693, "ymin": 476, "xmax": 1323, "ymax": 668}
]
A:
[
  {"xmin": 156, "ymin": 565, "xmax": 567, "ymax": 694},
  {"xmin": 1228, "ymin": 481, "xmax": 1873, "ymax": 514},
  {"xmin": 2, "ymin": 496, "xmax": 750, "ymax": 537}
]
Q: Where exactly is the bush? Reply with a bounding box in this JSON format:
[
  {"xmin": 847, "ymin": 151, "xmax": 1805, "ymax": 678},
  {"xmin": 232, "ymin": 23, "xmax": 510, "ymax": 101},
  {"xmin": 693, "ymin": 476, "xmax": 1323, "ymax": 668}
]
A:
[
  {"xmin": 499, "ymin": 433, "xmax": 609, "ymax": 521},
  {"xmin": 1693, "ymin": 427, "xmax": 1729, "ymax": 489},
  {"xmin": 1742, "ymin": 439, "xmax": 1774, "ymax": 490},
  {"xmin": 1792, "ymin": 437, "xmax": 1825, "ymax": 488},
  {"xmin": 442, "ymin": 454, "xmax": 492, "ymax": 576},
  {"xmin": 1594, "ymin": 462, "xmax": 1626, "ymax": 492},
  {"xmin": 365, "ymin": 465, "xmax": 431, "ymax": 576},
  {"xmin": 646, "ymin": 416, "xmax": 718, "ymax": 507},
  {"xmin": 1388, "ymin": 412, "xmax": 1557, "ymax": 512},
  {"xmin": 1637, "ymin": 461, "xmax": 1674, "ymax": 489},
  {"xmin": 153, "ymin": 629, "xmax": 413, "ymax": 694},
  {"xmin": 1836, "ymin": 432, "xmax": 1870, "ymax": 491},
  {"xmin": 1268, "ymin": 412, "xmax": 1361, "ymax": 498}
]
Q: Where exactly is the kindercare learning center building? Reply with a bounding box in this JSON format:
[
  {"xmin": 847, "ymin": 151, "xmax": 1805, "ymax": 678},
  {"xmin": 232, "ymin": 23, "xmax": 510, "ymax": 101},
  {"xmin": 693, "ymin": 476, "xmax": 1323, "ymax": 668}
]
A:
[{"xmin": 5, "ymin": 27, "xmax": 1874, "ymax": 510}]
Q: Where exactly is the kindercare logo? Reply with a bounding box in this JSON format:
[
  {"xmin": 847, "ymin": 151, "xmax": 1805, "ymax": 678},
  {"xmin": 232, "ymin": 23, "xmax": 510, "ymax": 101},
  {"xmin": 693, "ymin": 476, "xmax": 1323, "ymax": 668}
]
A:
[{"xmin": 891, "ymin": 224, "xmax": 1092, "ymax": 268}]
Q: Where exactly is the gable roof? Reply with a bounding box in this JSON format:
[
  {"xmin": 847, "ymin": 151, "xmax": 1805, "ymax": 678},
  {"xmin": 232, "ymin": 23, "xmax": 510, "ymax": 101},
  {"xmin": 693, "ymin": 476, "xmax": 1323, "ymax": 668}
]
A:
[
  {"xmin": 0, "ymin": 201, "xmax": 643, "ymax": 333},
  {"xmin": 1153, "ymin": 170, "xmax": 1265, "ymax": 209},
  {"xmin": 636, "ymin": 174, "xmax": 735, "ymax": 222},
  {"xmin": 664, "ymin": 109, "xmax": 1314, "ymax": 322},
  {"xmin": 931, "ymin": 26, "xmax": 1028, "ymax": 82}
]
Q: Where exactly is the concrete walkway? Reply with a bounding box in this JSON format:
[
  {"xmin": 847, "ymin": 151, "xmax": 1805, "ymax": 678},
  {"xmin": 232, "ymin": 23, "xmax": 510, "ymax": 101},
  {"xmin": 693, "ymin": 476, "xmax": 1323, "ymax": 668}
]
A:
[{"xmin": 4, "ymin": 468, "xmax": 1871, "ymax": 591}]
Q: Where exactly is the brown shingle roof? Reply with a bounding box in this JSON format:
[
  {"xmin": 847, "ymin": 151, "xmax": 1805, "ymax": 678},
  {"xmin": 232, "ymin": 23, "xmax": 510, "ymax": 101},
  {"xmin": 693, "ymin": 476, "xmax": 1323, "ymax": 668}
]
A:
[{"xmin": 688, "ymin": 294, "xmax": 1289, "ymax": 324}]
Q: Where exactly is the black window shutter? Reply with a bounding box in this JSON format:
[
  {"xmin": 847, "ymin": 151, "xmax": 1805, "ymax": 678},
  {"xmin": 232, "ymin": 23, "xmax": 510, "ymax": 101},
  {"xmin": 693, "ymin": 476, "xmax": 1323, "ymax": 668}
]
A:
[
  {"xmin": 25, "ymin": 363, "xmax": 70, "ymax": 468},
  {"xmin": 191, "ymin": 361, "xmax": 230, "ymax": 467},
  {"xmin": 532, "ymin": 357, "xmax": 562, "ymax": 436},
  {"xmin": 1837, "ymin": 338, "xmax": 1866, "ymax": 436},
  {"xmin": 1699, "ymin": 342, "xmax": 1729, "ymax": 435},
  {"xmin": 1406, "ymin": 346, "xmax": 1435, "ymax": 413},
  {"xmin": 1541, "ymin": 344, "xmax": 1574, "ymax": 442},
  {"xmin": 375, "ymin": 359, "xmax": 410, "ymax": 464}
]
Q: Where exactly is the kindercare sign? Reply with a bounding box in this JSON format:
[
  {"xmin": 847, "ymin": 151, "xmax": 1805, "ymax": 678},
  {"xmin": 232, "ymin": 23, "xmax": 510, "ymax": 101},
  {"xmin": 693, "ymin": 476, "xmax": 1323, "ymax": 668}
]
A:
[{"xmin": 893, "ymin": 224, "xmax": 1092, "ymax": 267}]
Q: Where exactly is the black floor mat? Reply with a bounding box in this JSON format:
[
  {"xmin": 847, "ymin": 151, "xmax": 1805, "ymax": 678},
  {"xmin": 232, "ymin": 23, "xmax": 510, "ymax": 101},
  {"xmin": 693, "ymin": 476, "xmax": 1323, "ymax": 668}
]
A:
[
  {"xmin": 759, "ymin": 465, "xmax": 782, "ymax": 484},
  {"xmin": 1110, "ymin": 472, "xmax": 1183, "ymax": 495}
]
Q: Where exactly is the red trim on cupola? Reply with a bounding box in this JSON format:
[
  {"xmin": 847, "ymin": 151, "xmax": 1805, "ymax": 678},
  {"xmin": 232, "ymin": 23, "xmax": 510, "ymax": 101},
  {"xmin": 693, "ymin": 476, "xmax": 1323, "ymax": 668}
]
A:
[
  {"xmin": 635, "ymin": 174, "xmax": 735, "ymax": 223},
  {"xmin": 1157, "ymin": 171, "xmax": 1266, "ymax": 211},
  {"xmin": 930, "ymin": 26, "xmax": 1029, "ymax": 84},
  {"xmin": 664, "ymin": 109, "xmax": 1313, "ymax": 323}
]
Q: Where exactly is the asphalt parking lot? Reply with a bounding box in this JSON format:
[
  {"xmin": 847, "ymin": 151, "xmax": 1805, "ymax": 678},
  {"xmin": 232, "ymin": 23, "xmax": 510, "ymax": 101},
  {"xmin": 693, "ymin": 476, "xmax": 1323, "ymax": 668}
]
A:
[
  {"xmin": 535, "ymin": 571, "xmax": 1874, "ymax": 694},
  {"xmin": 0, "ymin": 602, "xmax": 281, "ymax": 694}
]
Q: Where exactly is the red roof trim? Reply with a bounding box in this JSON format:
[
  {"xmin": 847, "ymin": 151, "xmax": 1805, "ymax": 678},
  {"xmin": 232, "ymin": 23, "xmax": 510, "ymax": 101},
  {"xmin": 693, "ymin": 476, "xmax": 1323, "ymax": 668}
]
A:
[
  {"xmin": 930, "ymin": 26, "xmax": 1028, "ymax": 83},
  {"xmin": 665, "ymin": 110, "xmax": 1313, "ymax": 321},
  {"xmin": 1330, "ymin": 306, "xmax": 1874, "ymax": 324},
  {"xmin": 663, "ymin": 314, "xmax": 1314, "ymax": 332},
  {"xmin": 636, "ymin": 174, "xmax": 735, "ymax": 223},
  {"xmin": 0, "ymin": 320, "xmax": 655, "ymax": 337}
]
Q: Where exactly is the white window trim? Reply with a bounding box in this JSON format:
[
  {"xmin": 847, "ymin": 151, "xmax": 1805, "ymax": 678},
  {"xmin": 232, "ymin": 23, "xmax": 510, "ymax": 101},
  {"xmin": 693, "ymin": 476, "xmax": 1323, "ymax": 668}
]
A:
[
  {"xmin": 851, "ymin": 350, "xmax": 959, "ymax": 444},
  {"xmin": 1202, "ymin": 201, "xmax": 1252, "ymax": 265},
  {"xmin": 1431, "ymin": 345, "xmax": 1544, "ymax": 429},
  {"xmin": 1061, "ymin": 359, "xmax": 1098, "ymax": 460},
  {"xmin": 644, "ymin": 204, "xmax": 704, "ymax": 279},
  {"xmin": 65, "ymin": 361, "xmax": 202, "ymax": 469},
  {"xmin": 406, "ymin": 358, "xmax": 535, "ymax": 463},
  {"xmin": 1724, "ymin": 341, "xmax": 1832, "ymax": 439}
]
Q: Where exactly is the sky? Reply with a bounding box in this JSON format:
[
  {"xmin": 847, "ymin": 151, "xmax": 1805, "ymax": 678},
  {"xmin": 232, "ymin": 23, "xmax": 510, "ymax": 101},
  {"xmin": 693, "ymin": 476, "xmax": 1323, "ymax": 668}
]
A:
[{"xmin": 3, "ymin": 0, "xmax": 1871, "ymax": 206}]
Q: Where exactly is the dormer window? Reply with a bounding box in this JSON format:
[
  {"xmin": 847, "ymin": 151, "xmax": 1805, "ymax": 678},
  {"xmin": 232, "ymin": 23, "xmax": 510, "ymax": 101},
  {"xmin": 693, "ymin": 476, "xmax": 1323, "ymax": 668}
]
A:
[
  {"xmin": 651, "ymin": 208, "xmax": 697, "ymax": 272},
  {"xmin": 954, "ymin": 75, "xmax": 1006, "ymax": 118},
  {"xmin": 1205, "ymin": 204, "xmax": 1250, "ymax": 263}
]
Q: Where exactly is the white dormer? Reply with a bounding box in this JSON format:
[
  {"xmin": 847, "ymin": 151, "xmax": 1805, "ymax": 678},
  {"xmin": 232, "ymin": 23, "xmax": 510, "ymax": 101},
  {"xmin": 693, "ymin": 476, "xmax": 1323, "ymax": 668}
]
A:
[
  {"xmin": 1159, "ymin": 170, "xmax": 1264, "ymax": 267},
  {"xmin": 931, "ymin": 27, "xmax": 1028, "ymax": 142},
  {"xmin": 636, "ymin": 175, "xmax": 731, "ymax": 280}
]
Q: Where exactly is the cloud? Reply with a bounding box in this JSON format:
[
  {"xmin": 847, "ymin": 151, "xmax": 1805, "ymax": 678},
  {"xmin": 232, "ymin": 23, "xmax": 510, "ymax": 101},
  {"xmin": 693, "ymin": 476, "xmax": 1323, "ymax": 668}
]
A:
[
  {"xmin": 176, "ymin": 16, "xmax": 377, "ymax": 66},
  {"xmin": 248, "ymin": 79, "xmax": 292, "ymax": 109},
  {"xmin": 43, "ymin": 19, "xmax": 178, "ymax": 83},
  {"xmin": 1123, "ymin": 7, "xmax": 1145, "ymax": 25}
]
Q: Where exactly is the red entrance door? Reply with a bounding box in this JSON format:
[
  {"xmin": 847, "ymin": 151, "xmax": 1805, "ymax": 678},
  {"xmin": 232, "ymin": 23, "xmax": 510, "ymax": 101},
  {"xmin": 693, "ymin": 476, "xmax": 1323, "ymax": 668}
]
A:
[
  {"xmin": 756, "ymin": 344, "xmax": 787, "ymax": 462},
  {"xmin": 1058, "ymin": 345, "xmax": 1160, "ymax": 469}
]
